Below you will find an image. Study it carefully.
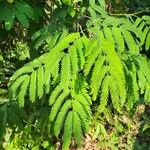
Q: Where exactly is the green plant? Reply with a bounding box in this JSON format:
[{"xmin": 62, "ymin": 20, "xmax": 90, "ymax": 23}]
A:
[
  {"xmin": 9, "ymin": 33, "xmax": 92, "ymax": 149},
  {"xmin": 0, "ymin": 0, "xmax": 150, "ymax": 149},
  {"xmin": 0, "ymin": 0, "xmax": 42, "ymax": 30}
]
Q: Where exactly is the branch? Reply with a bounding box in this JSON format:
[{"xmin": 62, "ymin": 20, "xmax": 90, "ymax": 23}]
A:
[{"xmin": 110, "ymin": 9, "xmax": 150, "ymax": 17}]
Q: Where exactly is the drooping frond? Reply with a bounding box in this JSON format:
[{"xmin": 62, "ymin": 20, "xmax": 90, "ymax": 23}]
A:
[
  {"xmin": 134, "ymin": 16, "xmax": 150, "ymax": 51},
  {"xmin": 49, "ymin": 75, "xmax": 91, "ymax": 149},
  {"xmin": 49, "ymin": 84, "xmax": 63, "ymax": 106},
  {"xmin": 51, "ymin": 61, "xmax": 59, "ymax": 83},
  {"xmin": 111, "ymin": 27, "xmax": 125, "ymax": 53},
  {"xmin": 9, "ymin": 75, "xmax": 29, "ymax": 100},
  {"xmin": 145, "ymin": 31, "xmax": 150, "ymax": 51},
  {"xmin": 126, "ymin": 63, "xmax": 139, "ymax": 109},
  {"xmin": 121, "ymin": 29, "xmax": 139, "ymax": 54},
  {"xmin": 85, "ymin": 1, "xmax": 150, "ymax": 113},
  {"xmin": 144, "ymin": 82, "xmax": 150, "ymax": 102},
  {"xmin": 87, "ymin": 2, "xmax": 150, "ymax": 54},
  {"xmin": 9, "ymin": 33, "xmax": 92, "ymax": 149},
  {"xmin": 44, "ymin": 52, "xmax": 64, "ymax": 92},
  {"xmin": 45, "ymin": 69, "xmax": 51, "ymax": 94},
  {"xmin": 84, "ymin": 40, "xmax": 101, "ymax": 75},
  {"xmin": 135, "ymin": 56, "xmax": 150, "ymax": 102},
  {"xmin": 85, "ymin": 40, "xmax": 126, "ymax": 112},
  {"xmin": 69, "ymin": 45, "xmax": 78, "ymax": 79},
  {"xmin": 37, "ymin": 66, "xmax": 44, "ymax": 99},
  {"xmin": 54, "ymin": 100, "xmax": 72, "ymax": 137},
  {"xmin": 72, "ymin": 100, "xmax": 89, "ymax": 133},
  {"xmin": 68, "ymin": 37, "xmax": 89, "ymax": 78},
  {"xmin": 109, "ymin": 77, "xmax": 121, "ymax": 112},
  {"xmin": 75, "ymin": 38, "xmax": 85, "ymax": 70},
  {"xmin": 90, "ymin": 55, "xmax": 107, "ymax": 100},
  {"xmin": 29, "ymin": 70, "xmax": 37, "ymax": 103},
  {"xmin": 9, "ymin": 33, "xmax": 82, "ymax": 107},
  {"xmin": 98, "ymin": 76, "xmax": 110, "ymax": 112},
  {"xmin": 122, "ymin": 54, "xmax": 150, "ymax": 109},
  {"xmin": 18, "ymin": 78, "xmax": 30, "ymax": 107},
  {"xmin": 49, "ymin": 91, "xmax": 69, "ymax": 122},
  {"xmin": 61, "ymin": 54, "xmax": 71, "ymax": 89},
  {"xmin": 72, "ymin": 111, "xmax": 83, "ymax": 146},
  {"xmin": 103, "ymin": 27, "xmax": 115, "ymax": 48},
  {"xmin": 74, "ymin": 94, "xmax": 91, "ymax": 117},
  {"xmin": 62, "ymin": 111, "xmax": 73, "ymax": 150}
]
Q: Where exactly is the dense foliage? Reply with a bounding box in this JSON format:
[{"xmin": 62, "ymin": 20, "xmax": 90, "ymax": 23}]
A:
[{"xmin": 0, "ymin": 0, "xmax": 150, "ymax": 149}]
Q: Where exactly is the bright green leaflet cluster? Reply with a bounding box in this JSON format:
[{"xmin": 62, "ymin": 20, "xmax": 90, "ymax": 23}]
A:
[
  {"xmin": 7, "ymin": 1, "xmax": 150, "ymax": 149},
  {"xmin": 87, "ymin": 1, "xmax": 150, "ymax": 110},
  {"xmin": 9, "ymin": 33, "xmax": 91, "ymax": 149}
]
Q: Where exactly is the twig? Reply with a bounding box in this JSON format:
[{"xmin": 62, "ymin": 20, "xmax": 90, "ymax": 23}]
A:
[
  {"xmin": 77, "ymin": 23, "xmax": 85, "ymax": 35},
  {"xmin": 110, "ymin": 9, "xmax": 150, "ymax": 17}
]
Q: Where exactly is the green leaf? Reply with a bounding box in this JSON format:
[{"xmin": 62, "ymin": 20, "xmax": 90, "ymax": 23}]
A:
[
  {"xmin": 145, "ymin": 32, "xmax": 150, "ymax": 51},
  {"xmin": 29, "ymin": 70, "xmax": 37, "ymax": 103},
  {"xmin": 62, "ymin": 111, "xmax": 73, "ymax": 150},
  {"xmin": 62, "ymin": 0, "xmax": 72, "ymax": 6},
  {"xmin": 98, "ymin": 0, "xmax": 105, "ymax": 8},
  {"xmin": 67, "ymin": 7, "xmax": 76, "ymax": 17},
  {"xmin": 142, "ymin": 122, "xmax": 150, "ymax": 132},
  {"xmin": 5, "ymin": 8, "xmax": 15, "ymax": 30}
]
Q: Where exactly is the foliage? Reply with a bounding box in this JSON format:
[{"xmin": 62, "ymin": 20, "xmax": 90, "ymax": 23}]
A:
[
  {"xmin": 0, "ymin": 0, "xmax": 42, "ymax": 30},
  {"xmin": 91, "ymin": 104, "xmax": 145, "ymax": 149},
  {"xmin": 0, "ymin": 0, "xmax": 150, "ymax": 149}
]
